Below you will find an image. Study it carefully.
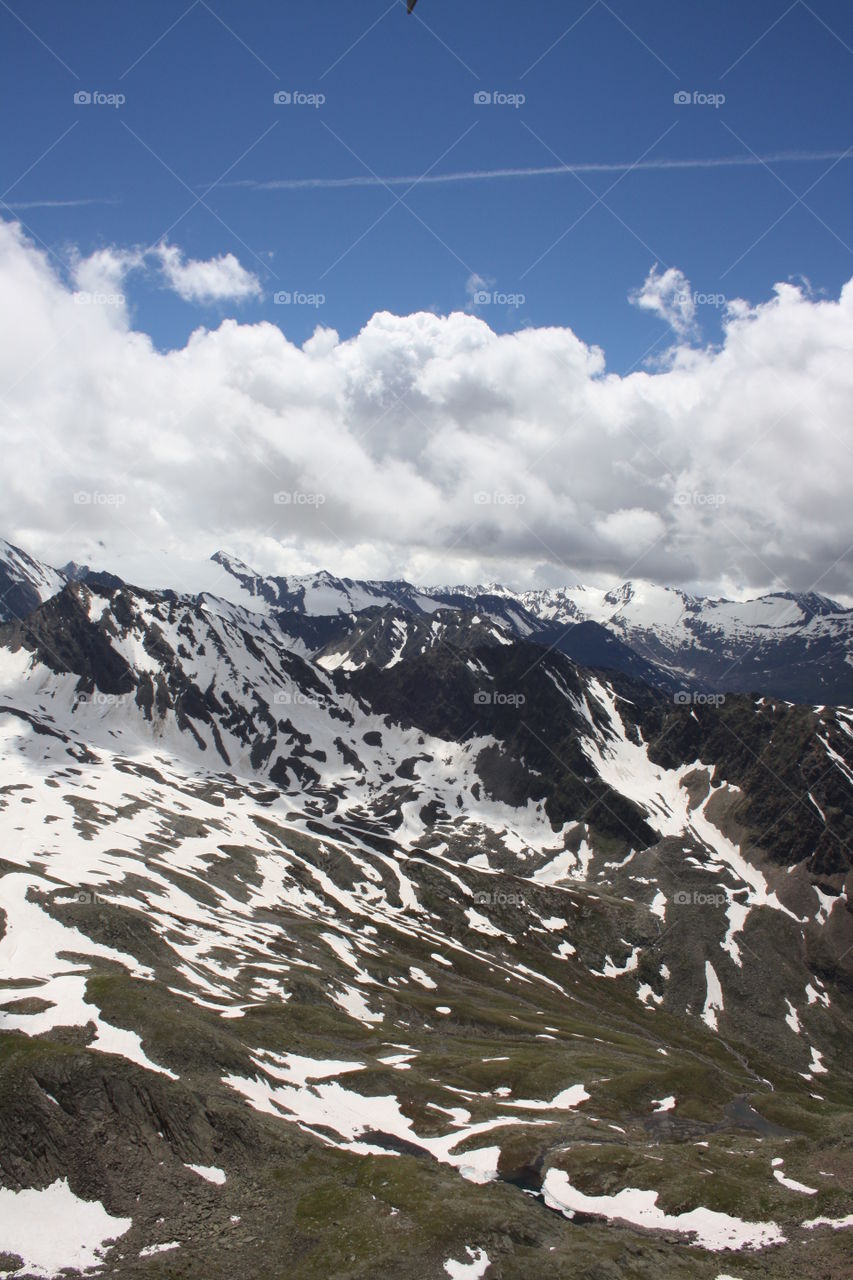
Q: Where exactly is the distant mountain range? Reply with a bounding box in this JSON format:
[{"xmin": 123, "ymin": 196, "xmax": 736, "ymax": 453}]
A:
[
  {"xmin": 206, "ymin": 552, "xmax": 853, "ymax": 704},
  {"xmin": 1, "ymin": 537, "xmax": 851, "ymax": 709},
  {"xmin": 9, "ymin": 540, "xmax": 846, "ymax": 703}
]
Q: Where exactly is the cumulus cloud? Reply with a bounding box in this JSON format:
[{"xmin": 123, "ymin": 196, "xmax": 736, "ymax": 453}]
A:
[
  {"xmin": 71, "ymin": 245, "xmax": 144, "ymax": 299},
  {"xmin": 630, "ymin": 264, "xmax": 697, "ymax": 339},
  {"xmin": 153, "ymin": 244, "xmax": 263, "ymax": 304},
  {"xmin": 70, "ymin": 240, "xmax": 263, "ymax": 307},
  {"xmin": 1, "ymin": 218, "xmax": 852, "ymax": 600}
]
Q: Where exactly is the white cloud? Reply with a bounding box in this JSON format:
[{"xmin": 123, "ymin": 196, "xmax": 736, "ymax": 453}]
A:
[
  {"xmin": 630, "ymin": 264, "xmax": 697, "ymax": 339},
  {"xmin": 71, "ymin": 245, "xmax": 144, "ymax": 297},
  {"xmin": 2, "ymin": 218, "xmax": 853, "ymax": 600},
  {"xmin": 593, "ymin": 509, "xmax": 668, "ymax": 559},
  {"xmin": 69, "ymin": 246, "xmax": 144, "ymax": 323},
  {"xmin": 69, "ymin": 241, "xmax": 262, "ymax": 307},
  {"xmin": 153, "ymin": 243, "xmax": 263, "ymax": 304}
]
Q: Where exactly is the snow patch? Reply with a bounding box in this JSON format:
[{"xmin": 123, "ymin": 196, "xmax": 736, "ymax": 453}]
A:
[
  {"xmin": 444, "ymin": 1247, "xmax": 491, "ymax": 1278},
  {"xmin": 0, "ymin": 1179, "xmax": 131, "ymax": 1277},
  {"xmin": 185, "ymin": 1164, "xmax": 226, "ymax": 1185},
  {"xmin": 702, "ymin": 962, "xmax": 724, "ymax": 1031},
  {"xmin": 542, "ymin": 1169, "xmax": 785, "ymax": 1251}
]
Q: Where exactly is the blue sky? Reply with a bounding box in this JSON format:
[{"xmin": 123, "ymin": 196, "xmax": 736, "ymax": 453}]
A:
[
  {"xmin": 3, "ymin": 0, "xmax": 853, "ymax": 371},
  {"xmin": 2, "ymin": 2, "xmax": 853, "ymax": 600}
]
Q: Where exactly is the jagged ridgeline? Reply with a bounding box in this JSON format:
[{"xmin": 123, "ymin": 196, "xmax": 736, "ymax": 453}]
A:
[{"xmin": 0, "ymin": 538, "xmax": 851, "ymax": 1278}]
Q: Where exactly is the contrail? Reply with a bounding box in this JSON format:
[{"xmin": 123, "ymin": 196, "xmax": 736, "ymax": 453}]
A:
[
  {"xmin": 221, "ymin": 149, "xmax": 853, "ymax": 192},
  {"xmin": 2, "ymin": 197, "xmax": 119, "ymax": 210}
]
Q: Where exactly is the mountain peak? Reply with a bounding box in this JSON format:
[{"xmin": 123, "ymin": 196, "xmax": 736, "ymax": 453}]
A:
[
  {"xmin": 0, "ymin": 538, "xmax": 66, "ymax": 623},
  {"xmin": 211, "ymin": 549, "xmax": 260, "ymax": 576},
  {"xmin": 766, "ymin": 590, "xmax": 847, "ymax": 617}
]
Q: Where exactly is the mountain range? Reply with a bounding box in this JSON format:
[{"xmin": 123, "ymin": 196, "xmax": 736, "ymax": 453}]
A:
[
  {"xmin": 208, "ymin": 550, "xmax": 853, "ymax": 706},
  {"xmin": 0, "ymin": 535, "xmax": 851, "ymax": 1278},
  {"xmin": 4, "ymin": 538, "xmax": 853, "ymax": 704}
]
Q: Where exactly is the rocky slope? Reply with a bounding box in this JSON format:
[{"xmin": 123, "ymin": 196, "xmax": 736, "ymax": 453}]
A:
[
  {"xmin": 0, "ymin": 539, "xmax": 66, "ymax": 625},
  {"xmin": 0, "ymin": 574, "xmax": 851, "ymax": 1278}
]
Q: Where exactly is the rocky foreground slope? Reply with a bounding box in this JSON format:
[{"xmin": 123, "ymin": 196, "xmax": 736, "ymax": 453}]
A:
[{"xmin": 0, "ymin": 570, "xmax": 851, "ymax": 1278}]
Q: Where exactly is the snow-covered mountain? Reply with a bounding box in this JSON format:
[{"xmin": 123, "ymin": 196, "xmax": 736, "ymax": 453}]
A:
[
  {"xmin": 5, "ymin": 538, "xmax": 851, "ymax": 703},
  {"xmin": 210, "ymin": 551, "xmax": 445, "ymax": 618},
  {"xmin": 210, "ymin": 554, "xmax": 853, "ymax": 704},
  {"xmin": 520, "ymin": 581, "xmax": 853, "ymax": 704},
  {"xmin": 1, "ymin": 569, "xmax": 852, "ymax": 1277},
  {"xmin": 0, "ymin": 538, "xmax": 66, "ymax": 623}
]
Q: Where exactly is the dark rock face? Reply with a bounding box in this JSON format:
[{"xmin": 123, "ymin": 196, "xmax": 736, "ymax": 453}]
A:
[
  {"xmin": 640, "ymin": 697, "xmax": 853, "ymax": 875},
  {"xmin": 534, "ymin": 619, "xmax": 682, "ymax": 691},
  {"xmin": 0, "ymin": 540, "xmax": 65, "ymax": 624},
  {"xmin": 0, "ymin": 583, "xmax": 137, "ymax": 694}
]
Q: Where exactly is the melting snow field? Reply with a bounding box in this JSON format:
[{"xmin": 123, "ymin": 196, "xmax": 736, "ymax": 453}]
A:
[
  {"xmin": 444, "ymin": 1247, "xmax": 491, "ymax": 1278},
  {"xmin": 542, "ymin": 1170, "xmax": 785, "ymax": 1251},
  {"xmin": 771, "ymin": 1159, "xmax": 817, "ymax": 1195},
  {"xmin": 139, "ymin": 1241, "xmax": 181, "ymax": 1257},
  {"xmin": 0, "ymin": 872, "xmax": 176, "ymax": 1079},
  {"xmin": 500, "ymin": 1084, "xmax": 589, "ymax": 1111},
  {"xmin": 223, "ymin": 1057, "xmax": 559, "ymax": 1185},
  {"xmin": 0, "ymin": 629, "xmax": 848, "ymax": 1273},
  {"xmin": 803, "ymin": 1213, "xmax": 853, "ymax": 1230},
  {"xmin": 702, "ymin": 963, "xmax": 725, "ymax": 1031},
  {"xmin": 0, "ymin": 1179, "xmax": 131, "ymax": 1276},
  {"xmin": 652, "ymin": 1095, "xmax": 676, "ymax": 1113},
  {"xmin": 582, "ymin": 678, "xmax": 800, "ymax": 960}
]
